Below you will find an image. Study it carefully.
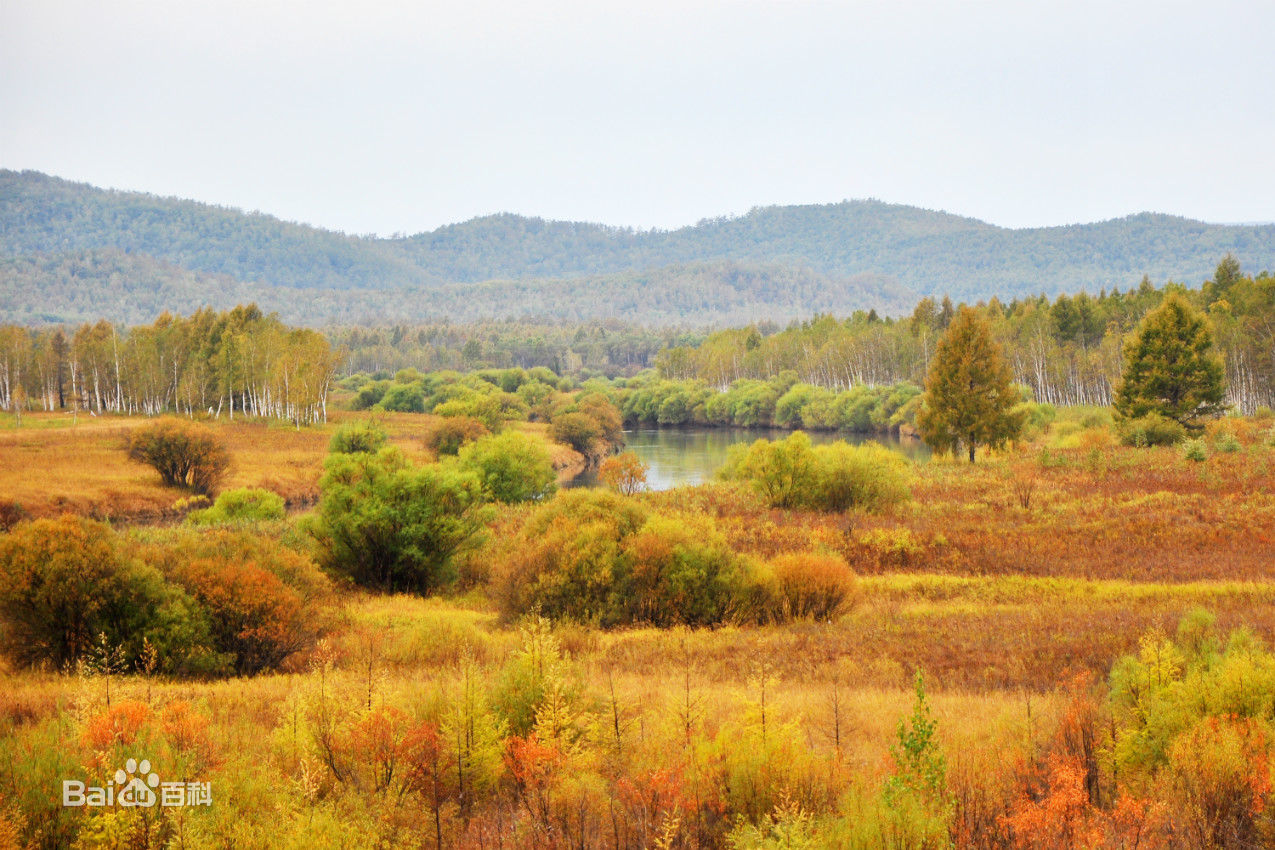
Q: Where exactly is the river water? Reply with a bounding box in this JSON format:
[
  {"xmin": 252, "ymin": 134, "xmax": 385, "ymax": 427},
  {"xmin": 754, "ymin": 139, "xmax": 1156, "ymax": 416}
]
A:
[{"xmin": 568, "ymin": 427, "xmax": 929, "ymax": 491}]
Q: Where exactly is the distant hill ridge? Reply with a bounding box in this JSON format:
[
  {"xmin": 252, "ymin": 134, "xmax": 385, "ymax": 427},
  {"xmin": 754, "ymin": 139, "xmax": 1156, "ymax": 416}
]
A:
[{"xmin": 3, "ymin": 169, "xmax": 1274, "ymax": 326}]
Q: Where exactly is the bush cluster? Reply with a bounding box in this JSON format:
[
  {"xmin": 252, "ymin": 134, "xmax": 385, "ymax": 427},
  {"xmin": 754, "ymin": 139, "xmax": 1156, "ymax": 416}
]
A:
[
  {"xmin": 0, "ymin": 516, "xmax": 330, "ymax": 675},
  {"xmin": 186, "ymin": 487, "xmax": 286, "ymax": 525},
  {"xmin": 619, "ymin": 373, "xmax": 922, "ymax": 433},
  {"xmin": 491, "ymin": 490, "xmax": 857, "ymax": 627}
]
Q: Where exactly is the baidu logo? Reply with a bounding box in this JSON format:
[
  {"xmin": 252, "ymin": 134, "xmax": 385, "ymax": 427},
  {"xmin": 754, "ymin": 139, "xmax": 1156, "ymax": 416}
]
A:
[{"xmin": 63, "ymin": 758, "xmax": 212, "ymax": 808}]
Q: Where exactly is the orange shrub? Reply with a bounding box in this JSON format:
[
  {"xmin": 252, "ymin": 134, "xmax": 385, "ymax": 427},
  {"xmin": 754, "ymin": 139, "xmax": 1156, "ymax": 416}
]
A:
[
  {"xmin": 766, "ymin": 552, "xmax": 858, "ymax": 621},
  {"xmin": 127, "ymin": 418, "xmax": 229, "ymax": 495},
  {"xmin": 82, "ymin": 700, "xmax": 151, "ymax": 750}
]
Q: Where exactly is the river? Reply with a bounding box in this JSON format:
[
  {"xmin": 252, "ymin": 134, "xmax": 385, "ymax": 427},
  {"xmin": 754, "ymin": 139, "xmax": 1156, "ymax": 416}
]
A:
[{"xmin": 567, "ymin": 427, "xmax": 929, "ymax": 491}]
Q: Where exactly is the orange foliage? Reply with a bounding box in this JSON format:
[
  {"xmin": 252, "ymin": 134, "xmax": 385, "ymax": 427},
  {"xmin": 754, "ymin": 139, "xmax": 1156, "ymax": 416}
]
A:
[{"xmin": 81, "ymin": 700, "xmax": 150, "ymax": 750}]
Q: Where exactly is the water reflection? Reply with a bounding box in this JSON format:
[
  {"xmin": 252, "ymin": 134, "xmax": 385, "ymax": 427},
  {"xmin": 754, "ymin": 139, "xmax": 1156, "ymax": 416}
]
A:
[{"xmin": 568, "ymin": 427, "xmax": 929, "ymax": 491}]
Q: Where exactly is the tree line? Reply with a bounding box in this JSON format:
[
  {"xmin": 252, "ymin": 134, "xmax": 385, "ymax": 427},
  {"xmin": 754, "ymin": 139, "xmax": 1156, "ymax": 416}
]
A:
[
  {"xmin": 657, "ymin": 257, "xmax": 1275, "ymax": 414},
  {"xmin": 0, "ymin": 304, "xmax": 342, "ymax": 425}
]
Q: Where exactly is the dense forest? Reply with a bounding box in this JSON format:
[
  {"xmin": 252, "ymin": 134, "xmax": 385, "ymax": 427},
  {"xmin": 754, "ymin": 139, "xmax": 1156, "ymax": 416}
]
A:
[
  {"xmin": 657, "ymin": 258, "xmax": 1275, "ymax": 414},
  {"xmin": 4, "ymin": 170, "xmax": 1275, "ymax": 326}
]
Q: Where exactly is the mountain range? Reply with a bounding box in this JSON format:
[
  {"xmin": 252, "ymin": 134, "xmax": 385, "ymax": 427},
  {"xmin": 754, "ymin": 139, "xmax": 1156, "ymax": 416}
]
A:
[{"xmin": 3, "ymin": 169, "xmax": 1273, "ymax": 327}]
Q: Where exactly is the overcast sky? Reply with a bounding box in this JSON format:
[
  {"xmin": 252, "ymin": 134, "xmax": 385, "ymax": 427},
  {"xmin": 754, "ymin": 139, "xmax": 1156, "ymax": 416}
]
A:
[{"xmin": 3, "ymin": 0, "xmax": 1273, "ymax": 236}]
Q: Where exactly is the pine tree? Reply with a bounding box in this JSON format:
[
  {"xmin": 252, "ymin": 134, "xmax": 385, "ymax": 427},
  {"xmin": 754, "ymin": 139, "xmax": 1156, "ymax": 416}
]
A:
[
  {"xmin": 917, "ymin": 306, "xmax": 1024, "ymax": 463},
  {"xmin": 1113, "ymin": 293, "xmax": 1226, "ymax": 428}
]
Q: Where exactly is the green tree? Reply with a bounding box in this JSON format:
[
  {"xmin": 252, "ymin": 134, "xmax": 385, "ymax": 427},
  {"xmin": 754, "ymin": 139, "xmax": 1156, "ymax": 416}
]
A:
[
  {"xmin": 917, "ymin": 307, "xmax": 1024, "ymax": 462},
  {"xmin": 456, "ymin": 431, "xmax": 556, "ymax": 503},
  {"xmin": 308, "ymin": 447, "xmax": 492, "ymax": 594},
  {"xmin": 1114, "ymin": 293, "xmax": 1227, "ymax": 428}
]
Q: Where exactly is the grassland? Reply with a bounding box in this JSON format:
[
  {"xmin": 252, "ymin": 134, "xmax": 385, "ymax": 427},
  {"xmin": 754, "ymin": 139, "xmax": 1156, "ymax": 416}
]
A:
[{"xmin": 1, "ymin": 409, "xmax": 1274, "ymax": 847}]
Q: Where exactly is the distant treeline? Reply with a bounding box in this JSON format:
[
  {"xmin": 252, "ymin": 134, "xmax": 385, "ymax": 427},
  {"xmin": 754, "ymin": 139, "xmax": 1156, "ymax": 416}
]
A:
[
  {"xmin": 330, "ymin": 320, "xmax": 703, "ymax": 377},
  {"xmin": 0, "ymin": 305, "xmax": 341, "ymax": 424},
  {"xmin": 657, "ymin": 257, "xmax": 1275, "ymax": 414}
]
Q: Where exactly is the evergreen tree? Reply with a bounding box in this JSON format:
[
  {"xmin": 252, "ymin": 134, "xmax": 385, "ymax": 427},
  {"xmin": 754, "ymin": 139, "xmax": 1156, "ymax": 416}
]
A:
[
  {"xmin": 1113, "ymin": 293, "xmax": 1226, "ymax": 428},
  {"xmin": 917, "ymin": 306, "xmax": 1023, "ymax": 462}
]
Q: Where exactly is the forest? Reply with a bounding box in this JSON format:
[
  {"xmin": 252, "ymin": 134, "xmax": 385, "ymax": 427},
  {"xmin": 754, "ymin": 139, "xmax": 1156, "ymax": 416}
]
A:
[{"xmin": 5, "ymin": 170, "xmax": 1275, "ymax": 326}]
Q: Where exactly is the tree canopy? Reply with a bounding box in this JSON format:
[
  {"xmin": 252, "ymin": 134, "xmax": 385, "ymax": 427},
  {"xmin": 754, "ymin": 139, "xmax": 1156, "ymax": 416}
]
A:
[
  {"xmin": 1113, "ymin": 293, "xmax": 1226, "ymax": 428},
  {"xmin": 917, "ymin": 307, "xmax": 1024, "ymax": 462}
]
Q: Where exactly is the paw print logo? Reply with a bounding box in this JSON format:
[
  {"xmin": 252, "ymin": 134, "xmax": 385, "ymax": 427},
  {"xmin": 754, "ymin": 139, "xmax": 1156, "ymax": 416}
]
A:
[{"xmin": 115, "ymin": 758, "xmax": 159, "ymax": 807}]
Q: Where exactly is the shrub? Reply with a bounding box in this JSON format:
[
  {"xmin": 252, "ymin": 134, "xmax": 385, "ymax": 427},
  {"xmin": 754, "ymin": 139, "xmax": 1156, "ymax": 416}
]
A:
[
  {"xmin": 598, "ymin": 451, "xmax": 648, "ymax": 495},
  {"xmin": 379, "ymin": 383, "xmax": 426, "ymax": 413},
  {"xmin": 1181, "ymin": 438, "xmax": 1207, "ymax": 462},
  {"xmin": 726, "ymin": 432, "xmax": 819, "ymax": 509},
  {"xmin": 145, "ymin": 530, "xmax": 332, "ymax": 674},
  {"xmin": 620, "ymin": 513, "xmax": 745, "ymax": 626},
  {"xmin": 308, "ymin": 447, "xmax": 492, "ymax": 594},
  {"xmin": 423, "ymin": 415, "xmax": 489, "ymax": 456},
  {"xmin": 0, "ymin": 517, "xmax": 219, "ymax": 673},
  {"xmin": 329, "ymin": 419, "xmax": 388, "ymax": 454},
  {"xmin": 765, "ymin": 552, "xmax": 858, "ymax": 621},
  {"xmin": 186, "ymin": 487, "xmax": 286, "ymax": 525},
  {"xmin": 456, "ymin": 431, "xmax": 556, "ymax": 503},
  {"xmin": 549, "ymin": 411, "xmax": 601, "ymax": 455},
  {"xmin": 433, "ymin": 395, "xmax": 506, "ymax": 432},
  {"xmin": 127, "ymin": 418, "xmax": 230, "ymax": 495},
  {"xmin": 810, "ymin": 442, "xmax": 912, "ymax": 513},
  {"xmin": 1117, "ymin": 412, "xmax": 1187, "ymax": 447},
  {"xmin": 1214, "ymin": 431, "xmax": 1242, "ymax": 453},
  {"xmin": 492, "ymin": 490, "xmax": 646, "ymax": 624}
]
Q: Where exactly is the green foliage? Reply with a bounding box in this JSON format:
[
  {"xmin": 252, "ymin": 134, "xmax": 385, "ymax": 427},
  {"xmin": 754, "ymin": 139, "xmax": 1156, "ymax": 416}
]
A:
[
  {"xmin": 127, "ymin": 418, "xmax": 230, "ymax": 495},
  {"xmin": 308, "ymin": 447, "xmax": 493, "ymax": 594},
  {"xmin": 456, "ymin": 431, "xmax": 556, "ymax": 504},
  {"xmin": 185, "ymin": 487, "xmax": 286, "ymax": 525},
  {"xmin": 378, "ymin": 383, "xmax": 426, "ymax": 413},
  {"xmin": 550, "ymin": 411, "xmax": 601, "ymax": 454},
  {"xmin": 1114, "ymin": 293, "xmax": 1227, "ymax": 428},
  {"xmin": 918, "ymin": 307, "xmax": 1025, "ymax": 462},
  {"xmin": 811, "ymin": 441, "xmax": 913, "ymax": 512},
  {"xmin": 1181, "ymin": 437, "xmax": 1208, "ymax": 462},
  {"xmin": 722, "ymin": 433, "xmax": 912, "ymax": 513},
  {"xmin": 328, "ymin": 418, "xmax": 389, "ymax": 455},
  {"xmin": 882, "ymin": 670, "xmax": 951, "ymax": 844},
  {"xmin": 1117, "ymin": 411, "xmax": 1186, "ymax": 447},
  {"xmin": 0, "ymin": 516, "xmax": 218, "ymax": 673}
]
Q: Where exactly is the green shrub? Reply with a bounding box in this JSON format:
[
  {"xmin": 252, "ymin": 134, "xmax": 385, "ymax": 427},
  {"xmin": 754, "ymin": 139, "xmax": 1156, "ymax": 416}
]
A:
[
  {"xmin": 0, "ymin": 516, "xmax": 219, "ymax": 673},
  {"xmin": 549, "ymin": 411, "xmax": 601, "ymax": 454},
  {"xmin": 724, "ymin": 432, "xmax": 819, "ymax": 509},
  {"xmin": 308, "ymin": 447, "xmax": 492, "ymax": 594},
  {"xmin": 378, "ymin": 383, "xmax": 426, "ymax": 413},
  {"xmin": 1215, "ymin": 431, "xmax": 1242, "ymax": 453},
  {"xmin": 329, "ymin": 419, "xmax": 389, "ymax": 454},
  {"xmin": 186, "ymin": 487, "xmax": 286, "ymax": 525},
  {"xmin": 810, "ymin": 442, "xmax": 912, "ymax": 512},
  {"xmin": 456, "ymin": 431, "xmax": 556, "ymax": 503},
  {"xmin": 1117, "ymin": 412, "xmax": 1187, "ymax": 447},
  {"xmin": 127, "ymin": 418, "xmax": 230, "ymax": 495},
  {"xmin": 1181, "ymin": 438, "xmax": 1208, "ymax": 462}
]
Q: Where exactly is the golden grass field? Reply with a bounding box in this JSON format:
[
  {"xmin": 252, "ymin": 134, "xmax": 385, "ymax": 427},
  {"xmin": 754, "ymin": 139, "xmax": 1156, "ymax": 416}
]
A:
[{"xmin": 2, "ymin": 409, "xmax": 1274, "ymax": 847}]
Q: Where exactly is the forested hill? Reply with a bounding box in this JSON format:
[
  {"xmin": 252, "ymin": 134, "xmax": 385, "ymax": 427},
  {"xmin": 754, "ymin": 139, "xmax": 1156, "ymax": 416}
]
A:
[{"xmin": 3, "ymin": 169, "xmax": 1275, "ymax": 326}]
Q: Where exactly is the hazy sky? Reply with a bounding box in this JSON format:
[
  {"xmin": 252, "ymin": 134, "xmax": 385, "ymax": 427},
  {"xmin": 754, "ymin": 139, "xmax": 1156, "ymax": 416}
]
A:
[{"xmin": 3, "ymin": 0, "xmax": 1273, "ymax": 235}]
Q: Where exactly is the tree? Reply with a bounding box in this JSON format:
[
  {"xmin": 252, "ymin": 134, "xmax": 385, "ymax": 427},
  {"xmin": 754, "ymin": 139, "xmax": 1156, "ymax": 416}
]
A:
[
  {"xmin": 127, "ymin": 419, "xmax": 230, "ymax": 494},
  {"xmin": 917, "ymin": 307, "xmax": 1024, "ymax": 463},
  {"xmin": 1113, "ymin": 293, "xmax": 1226, "ymax": 428}
]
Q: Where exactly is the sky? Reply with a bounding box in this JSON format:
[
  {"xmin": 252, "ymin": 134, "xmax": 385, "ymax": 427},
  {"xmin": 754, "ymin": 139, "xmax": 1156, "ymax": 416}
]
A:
[{"xmin": 3, "ymin": 0, "xmax": 1274, "ymax": 236}]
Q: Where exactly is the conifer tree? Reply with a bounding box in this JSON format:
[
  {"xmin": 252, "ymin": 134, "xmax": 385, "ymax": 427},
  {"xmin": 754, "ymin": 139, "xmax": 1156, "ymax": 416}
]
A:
[
  {"xmin": 1113, "ymin": 293, "xmax": 1226, "ymax": 428},
  {"xmin": 917, "ymin": 306, "xmax": 1023, "ymax": 462}
]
